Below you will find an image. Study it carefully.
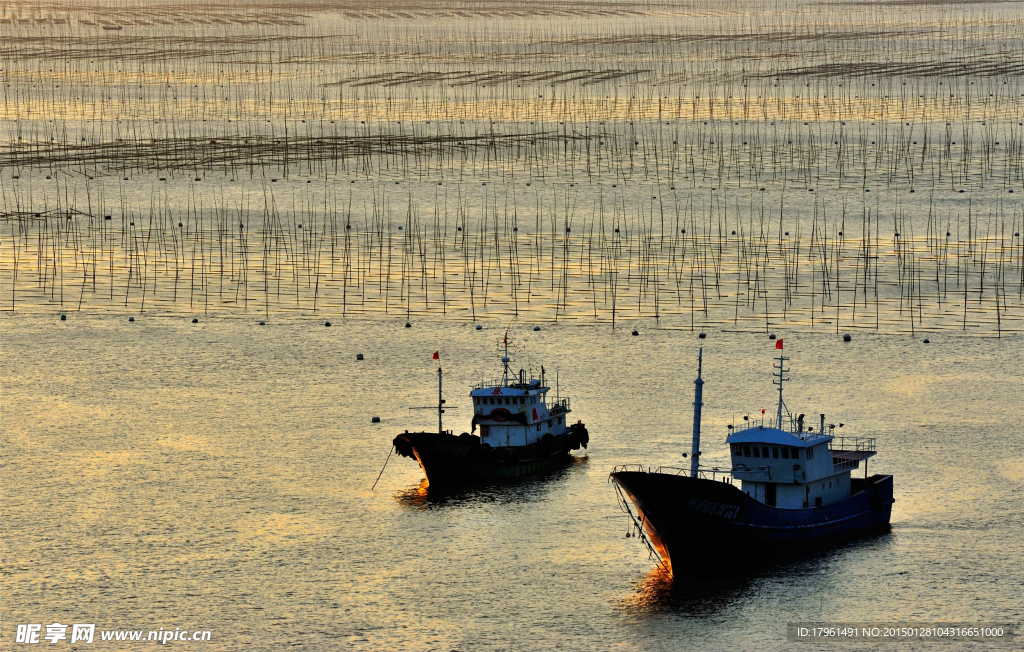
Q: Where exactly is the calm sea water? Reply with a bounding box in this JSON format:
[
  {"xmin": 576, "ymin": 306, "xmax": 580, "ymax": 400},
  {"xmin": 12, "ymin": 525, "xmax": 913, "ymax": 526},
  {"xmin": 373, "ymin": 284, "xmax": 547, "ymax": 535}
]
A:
[{"xmin": 2, "ymin": 313, "xmax": 1021, "ymax": 650}]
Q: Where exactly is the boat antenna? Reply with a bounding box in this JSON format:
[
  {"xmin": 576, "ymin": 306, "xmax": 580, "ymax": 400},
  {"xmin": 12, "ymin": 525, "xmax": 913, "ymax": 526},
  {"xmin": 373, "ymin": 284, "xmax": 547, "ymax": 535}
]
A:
[
  {"xmin": 690, "ymin": 347, "xmax": 704, "ymax": 477},
  {"xmin": 501, "ymin": 329, "xmax": 511, "ymax": 387},
  {"xmin": 773, "ymin": 346, "xmax": 790, "ymax": 429}
]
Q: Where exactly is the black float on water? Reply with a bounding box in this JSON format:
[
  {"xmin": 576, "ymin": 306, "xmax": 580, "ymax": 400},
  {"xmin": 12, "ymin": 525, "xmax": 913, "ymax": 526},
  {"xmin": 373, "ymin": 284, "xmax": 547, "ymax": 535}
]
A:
[
  {"xmin": 923, "ymin": 339, "xmax": 930, "ymax": 344},
  {"xmin": 534, "ymin": 326, "xmax": 541, "ymax": 331},
  {"xmin": 60, "ymin": 314, "xmax": 67, "ymax": 321},
  {"xmin": 325, "ymin": 321, "xmax": 332, "ymax": 327},
  {"xmin": 128, "ymin": 316, "xmax": 135, "ymax": 322},
  {"xmin": 259, "ymin": 320, "xmax": 266, "ymax": 326},
  {"xmin": 699, "ymin": 332, "xmax": 707, "ymax": 339},
  {"xmin": 192, "ymin": 318, "xmax": 198, "ymax": 323},
  {"xmin": 356, "ymin": 353, "xmax": 364, "ymax": 360},
  {"xmin": 371, "ymin": 416, "xmax": 380, "ymax": 423},
  {"xmin": 405, "ymin": 322, "xmax": 411, "ymax": 328},
  {"xmin": 843, "ymin": 333, "xmax": 852, "ymax": 342},
  {"xmin": 476, "ymin": 324, "xmax": 483, "ymax": 330},
  {"xmin": 632, "ymin": 329, "xmax": 639, "ymax": 336},
  {"xmin": 769, "ymin": 333, "xmax": 776, "ymax": 339}
]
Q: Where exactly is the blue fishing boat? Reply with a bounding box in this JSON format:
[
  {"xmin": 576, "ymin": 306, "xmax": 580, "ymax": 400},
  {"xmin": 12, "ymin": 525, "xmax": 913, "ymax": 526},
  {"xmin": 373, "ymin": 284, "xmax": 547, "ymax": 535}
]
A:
[{"xmin": 611, "ymin": 343, "xmax": 893, "ymax": 576}]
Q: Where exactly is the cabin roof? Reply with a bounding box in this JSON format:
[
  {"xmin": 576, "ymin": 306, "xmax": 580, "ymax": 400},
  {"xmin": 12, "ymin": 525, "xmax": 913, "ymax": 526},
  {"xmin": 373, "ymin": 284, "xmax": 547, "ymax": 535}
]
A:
[
  {"xmin": 726, "ymin": 426, "xmax": 832, "ymax": 447},
  {"xmin": 469, "ymin": 385, "xmax": 545, "ymax": 397}
]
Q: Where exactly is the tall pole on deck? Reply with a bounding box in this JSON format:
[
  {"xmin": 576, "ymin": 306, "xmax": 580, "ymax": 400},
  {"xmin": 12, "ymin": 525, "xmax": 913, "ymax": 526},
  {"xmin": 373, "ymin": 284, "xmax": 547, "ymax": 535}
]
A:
[
  {"xmin": 773, "ymin": 340, "xmax": 788, "ymax": 428},
  {"xmin": 501, "ymin": 331, "xmax": 511, "ymax": 387},
  {"xmin": 690, "ymin": 347, "xmax": 704, "ymax": 477},
  {"xmin": 438, "ymin": 366, "xmax": 443, "ymax": 434}
]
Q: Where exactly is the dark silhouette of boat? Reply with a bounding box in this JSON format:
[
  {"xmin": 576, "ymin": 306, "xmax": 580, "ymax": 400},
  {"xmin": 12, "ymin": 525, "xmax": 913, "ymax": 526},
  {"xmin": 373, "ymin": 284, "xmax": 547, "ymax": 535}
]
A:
[
  {"xmin": 393, "ymin": 336, "xmax": 588, "ymax": 487},
  {"xmin": 611, "ymin": 343, "xmax": 893, "ymax": 576}
]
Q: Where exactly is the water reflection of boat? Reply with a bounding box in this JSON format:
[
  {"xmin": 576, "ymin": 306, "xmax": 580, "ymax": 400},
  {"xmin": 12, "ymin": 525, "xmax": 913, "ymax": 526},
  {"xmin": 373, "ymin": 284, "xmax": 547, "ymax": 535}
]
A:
[
  {"xmin": 625, "ymin": 527, "xmax": 892, "ymax": 608},
  {"xmin": 611, "ymin": 343, "xmax": 894, "ymax": 576},
  {"xmin": 393, "ymin": 336, "xmax": 589, "ymax": 488},
  {"xmin": 397, "ymin": 456, "xmax": 588, "ymax": 508}
]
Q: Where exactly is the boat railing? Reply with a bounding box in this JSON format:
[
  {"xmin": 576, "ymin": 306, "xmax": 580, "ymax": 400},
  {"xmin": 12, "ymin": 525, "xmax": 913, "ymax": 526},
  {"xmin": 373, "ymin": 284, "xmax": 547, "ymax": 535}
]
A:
[
  {"xmin": 829, "ymin": 436, "xmax": 876, "ymax": 453},
  {"xmin": 549, "ymin": 398, "xmax": 571, "ymax": 414},
  {"xmin": 611, "ymin": 464, "xmax": 734, "ymax": 484},
  {"xmin": 832, "ymin": 457, "xmax": 861, "ymax": 473},
  {"xmin": 732, "ymin": 419, "xmax": 831, "ymax": 443}
]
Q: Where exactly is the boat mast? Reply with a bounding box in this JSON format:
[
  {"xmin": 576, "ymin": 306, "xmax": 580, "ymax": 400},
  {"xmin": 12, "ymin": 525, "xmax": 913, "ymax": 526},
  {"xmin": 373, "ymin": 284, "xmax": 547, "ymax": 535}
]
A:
[
  {"xmin": 690, "ymin": 347, "xmax": 704, "ymax": 477},
  {"xmin": 438, "ymin": 365, "xmax": 444, "ymax": 434},
  {"xmin": 773, "ymin": 352, "xmax": 789, "ymax": 428},
  {"xmin": 501, "ymin": 331, "xmax": 511, "ymax": 387}
]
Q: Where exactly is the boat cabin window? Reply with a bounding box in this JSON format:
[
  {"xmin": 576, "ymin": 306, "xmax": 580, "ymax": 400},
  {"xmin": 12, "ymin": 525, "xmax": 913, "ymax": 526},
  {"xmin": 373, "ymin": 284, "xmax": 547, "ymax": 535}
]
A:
[
  {"xmin": 557, "ymin": 417, "xmax": 562, "ymax": 424},
  {"xmin": 772, "ymin": 447, "xmax": 779, "ymax": 458},
  {"xmin": 761, "ymin": 446, "xmax": 769, "ymax": 458},
  {"xmin": 781, "ymin": 447, "xmax": 790, "ymax": 459},
  {"xmin": 752, "ymin": 447, "xmax": 760, "ymax": 458},
  {"xmin": 807, "ymin": 446, "xmax": 815, "ymax": 459},
  {"xmin": 536, "ymin": 425, "xmax": 541, "ymax": 431},
  {"xmin": 732, "ymin": 444, "xmax": 742, "ymax": 455},
  {"xmin": 743, "ymin": 445, "xmax": 751, "ymax": 457},
  {"xmin": 791, "ymin": 447, "xmax": 800, "ymax": 459}
]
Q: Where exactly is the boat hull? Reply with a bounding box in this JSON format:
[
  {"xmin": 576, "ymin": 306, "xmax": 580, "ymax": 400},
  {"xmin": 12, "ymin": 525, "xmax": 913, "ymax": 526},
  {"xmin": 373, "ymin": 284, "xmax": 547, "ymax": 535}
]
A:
[
  {"xmin": 394, "ymin": 424, "xmax": 588, "ymax": 487},
  {"xmin": 611, "ymin": 470, "xmax": 893, "ymax": 575}
]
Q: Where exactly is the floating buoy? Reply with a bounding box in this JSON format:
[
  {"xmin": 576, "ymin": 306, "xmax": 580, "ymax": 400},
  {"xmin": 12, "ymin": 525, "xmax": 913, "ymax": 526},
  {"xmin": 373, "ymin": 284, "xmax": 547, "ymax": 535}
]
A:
[
  {"xmin": 769, "ymin": 333, "xmax": 776, "ymax": 340},
  {"xmin": 699, "ymin": 332, "xmax": 707, "ymax": 339},
  {"xmin": 128, "ymin": 316, "xmax": 135, "ymax": 322},
  {"xmin": 356, "ymin": 353, "xmax": 364, "ymax": 360},
  {"xmin": 533, "ymin": 326, "xmax": 541, "ymax": 331},
  {"xmin": 476, "ymin": 324, "xmax": 482, "ymax": 330},
  {"xmin": 259, "ymin": 320, "xmax": 266, "ymax": 326},
  {"xmin": 371, "ymin": 416, "xmax": 380, "ymax": 423},
  {"xmin": 60, "ymin": 314, "xmax": 67, "ymax": 321},
  {"xmin": 325, "ymin": 321, "xmax": 332, "ymax": 327},
  {"xmin": 843, "ymin": 333, "xmax": 852, "ymax": 342},
  {"xmin": 631, "ymin": 329, "xmax": 639, "ymax": 336},
  {"xmin": 923, "ymin": 338, "xmax": 930, "ymax": 344},
  {"xmin": 405, "ymin": 322, "xmax": 411, "ymax": 328},
  {"xmin": 192, "ymin": 318, "xmax": 198, "ymax": 323}
]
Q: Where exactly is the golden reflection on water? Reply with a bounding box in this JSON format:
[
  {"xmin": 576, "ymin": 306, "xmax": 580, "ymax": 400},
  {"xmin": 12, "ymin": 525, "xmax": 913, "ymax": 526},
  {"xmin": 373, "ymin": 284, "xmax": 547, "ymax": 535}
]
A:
[{"xmin": 623, "ymin": 566, "xmax": 752, "ymax": 614}]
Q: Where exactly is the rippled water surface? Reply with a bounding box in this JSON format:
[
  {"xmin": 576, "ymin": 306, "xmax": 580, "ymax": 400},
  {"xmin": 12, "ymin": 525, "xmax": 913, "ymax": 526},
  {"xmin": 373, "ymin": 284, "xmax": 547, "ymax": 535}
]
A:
[
  {"xmin": 3, "ymin": 0, "xmax": 1024, "ymax": 648},
  {"xmin": 3, "ymin": 314, "xmax": 1021, "ymax": 650}
]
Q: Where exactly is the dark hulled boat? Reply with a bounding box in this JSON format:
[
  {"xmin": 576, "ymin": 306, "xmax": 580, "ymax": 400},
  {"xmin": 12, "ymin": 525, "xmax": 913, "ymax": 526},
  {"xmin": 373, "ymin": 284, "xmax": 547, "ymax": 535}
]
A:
[
  {"xmin": 393, "ymin": 339, "xmax": 589, "ymax": 487},
  {"xmin": 611, "ymin": 345, "xmax": 893, "ymax": 576}
]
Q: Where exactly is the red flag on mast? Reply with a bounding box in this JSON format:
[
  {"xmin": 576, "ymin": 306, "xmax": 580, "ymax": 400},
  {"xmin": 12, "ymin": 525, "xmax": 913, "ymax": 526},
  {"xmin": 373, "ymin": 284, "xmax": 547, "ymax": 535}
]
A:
[
  {"xmin": 775, "ymin": 339, "xmax": 784, "ymax": 350},
  {"xmin": 432, "ymin": 351, "xmax": 440, "ymax": 360}
]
